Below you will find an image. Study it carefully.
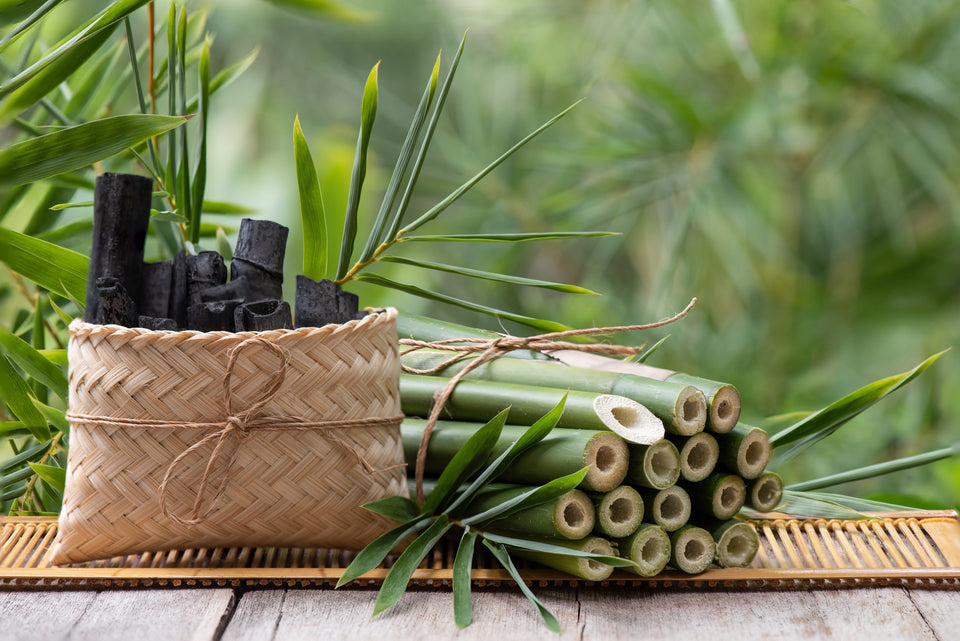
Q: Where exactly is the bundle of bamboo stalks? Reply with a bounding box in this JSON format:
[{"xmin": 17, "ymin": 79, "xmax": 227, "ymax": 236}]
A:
[{"xmin": 397, "ymin": 313, "xmax": 783, "ymax": 578}]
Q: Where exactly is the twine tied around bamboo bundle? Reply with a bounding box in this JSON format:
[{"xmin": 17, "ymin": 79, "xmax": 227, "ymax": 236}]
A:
[
  {"xmin": 66, "ymin": 336, "xmax": 404, "ymax": 526},
  {"xmin": 399, "ymin": 297, "xmax": 698, "ymax": 503}
]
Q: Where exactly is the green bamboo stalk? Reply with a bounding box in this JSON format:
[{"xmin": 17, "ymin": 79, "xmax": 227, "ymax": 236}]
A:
[
  {"xmin": 400, "ymin": 374, "xmax": 664, "ymax": 444},
  {"xmin": 669, "ymin": 525, "xmax": 716, "ymax": 574},
  {"xmin": 685, "ymin": 472, "xmax": 746, "ymax": 520},
  {"xmin": 747, "ymin": 472, "xmax": 783, "ymax": 512},
  {"xmin": 589, "ymin": 485, "xmax": 643, "ymax": 538},
  {"xmin": 639, "ymin": 486, "xmax": 691, "ymax": 532},
  {"xmin": 402, "ymin": 420, "xmax": 629, "ymax": 492},
  {"xmin": 401, "ymin": 348, "xmax": 706, "ymax": 435},
  {"xmin": 616, "ymin": 523, "xmax": 671, "ymax": 576},
  {"xmin": 624, "ymin": 440, "xmax": 681, "ymax": 489},
  {"xmin": 666, "ymin": 373, "xmax": 741, "ymax": 434},
  {"xmin": 667, "ymin": 432, "xmax": 719, "ymax": 482},
  {"xmin": 716, "ymin": 423, "xmax": 771, "ymax": 479},
  {"xmin": 469, "ymin": 485, "xmax": 595, "ymax": 540},
  {"xmin": 509, "ymin": 535, "xmax": 618, "ymax": 581},
  {"xmin": 692, "ymin": 518, "xmax": 759, "ymax": 568}
]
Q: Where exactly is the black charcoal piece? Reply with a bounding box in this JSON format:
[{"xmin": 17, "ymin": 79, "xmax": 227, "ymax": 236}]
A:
[
  {"xmin": 198, "ymin": 276, "xmax": 251, "ymax": 303},
  {"xmin": 186, "ymin": 251, "xmax": 228, "ymax": 306},
  {"xmin": 234, "ymin": 299, "xmax": 292, "ymax": 332},
  {"xmin": 187, "ymin": 299, "xmax": 243, "ymax": 332},
  {"xmin": 337, "ymin": 289, "xmax": 359, "ymax": 321},
  {"xmin": 85, "ymin": 173, "xmax": 153, "ymax": 322},
  {"xmin": 294, "ymin": 275, "xmax": 340, "ymax": 328},
  {"xmin": 233, "ymin": 218, "xmax": 288, "ymax": 277},
  {"xmin": 230, "ymin": 258, "xmax": 283, "ymax": 301},
  {"xmin": 140, "ymin": 260, "xmax": 172, "ymax": 319},
  {"xmin": 170, "ymin": 250, "xmax": 188, "ymax": 329},
  {"xmin": 95, "ymin": 277, "xmax": 137, "ymax": 327},
  {"xmin": 138, "ymin": 316, "xmax": 178, "ymax": 331},
  {"xmin": 354, "ymin": 310, "xmax": 369, "ymax": 320}
]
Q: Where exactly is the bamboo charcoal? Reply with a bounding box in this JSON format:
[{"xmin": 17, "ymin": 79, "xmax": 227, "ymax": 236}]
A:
[
  {"xmin": 232, "ymin": 218, "xmax": 288, "ymax": 276},
  {"xmin": 85, "ymin": 173, "xmax": 152, "ymax": 322},
  {"xmin": 198, "ymin": 276, "xmax": 252, "ymax": 303},
  {"xmin": 188, "ymin": 299, "xmax": 243, "ymax": 332},
  {"xmin": 747, "ymin": 472, "xmax": 783, "ymax": 512},
  {"xmin": 230, "ymin": 258, "xmax": 283, "ymax": 301},
  {"xmin": 470, "ymin": 486, "xmax": 595, "ymax": 540},
  {"xmin": 667, "ymin": 432, "xmax": 719, "ymax": 482},
  {"xmin": 692, "ymin": 518, "xmax": 759, "ymax": 568},
  {"xmin": 639, "ymin": 486, "xmax": 691, "ymax": 532},
  {"xmin": 624, "ymin": 440, "xmax": 680, "ymax": 489},
  {"xmin": 234, "ymin": 299, "xmax": 292, "ymax": 331},
  {"xmin": 685, "ymin": 472, "xmax": 746, "ymax": 520},
  {"xmin": 669, "ymin": 525, "xmax": 716, "ymax": 574},
  {"xmin": 401, "ymin": 420, "xmax": 629, "ymax": 492},
  {"xmin": 186, "ymin": 251, "xmax": 227, "ymax": 306},
  {"xmin": 137, "ymin": 316, "xmax": 177, "ymax": 331},
  {"xmin": 294, "ymin": 276, "xmax": 359, "ymax": 328},
  {"xmin": 400, "ymin": 375, "xmax": 664, "ymax": 444},
  {"xmin": 617, "ymin": 523, "xmax": 671, "ymax": 576},
  {"xmin": 590, "ymin": 486, "xmax": 643, "ymax": 538},
  {"xmin": 401, "ymin": 349, "xmax": 706, "ymax": 436},
  {"xmin": 716, "ymin": 424, "xmax": 771, "ymax": 479},
  {"xmin": 510, "ymin": 535, "xmax": 617, "ymax": 582},
  {"xmin": 139, "ymin": 260, "xmax": 172, "ymax": 319},
  {"xmin": 95, "ymin": 277, "xmax": 137, "ymax": 326},
  {"xmin": 170, "ymin": 250, "xmax": 188, "ymax": 328}
]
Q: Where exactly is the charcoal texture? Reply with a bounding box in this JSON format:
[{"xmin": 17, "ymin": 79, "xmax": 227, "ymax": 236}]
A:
[
  {"xmin": 233, "ymin": 218, "xmax": 288, "ymax": 277},
  {"xmin": 295, "ymin": 275, "xmax": 360, "ymax": 327},
  {"xmin": 187, "ymin": 299, "xmax": 243, "ymax": 332},
  {"xmin": 137, "ymin": 316, "xmax": 178, "ymax": 331},
  {"xmin": 140, "ymin": 260, "xmax": 172, "ymax": 319},
  {"xmin": 235, "ymin": 299, "xmax": 292, "ymax": 332},
  {"xmin": 186, "ymin": 251, "xmax": 228, "ymax": 306},
  {"xmin": 95, "ymin": 277, "xmax": 137, "ymax": 327},
  {"xmin": 230, "ymin": 258, "xmax": 283, "ymax": 301}
]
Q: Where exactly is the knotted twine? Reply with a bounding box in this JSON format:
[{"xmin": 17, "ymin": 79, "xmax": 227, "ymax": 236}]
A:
[
  {"xmin": 66, "ymin": 336, "xmax": 404, "ymax": 526},
  {"xmin": 399, "ymin": 297, "xmax": 698, "ymax": 504}
]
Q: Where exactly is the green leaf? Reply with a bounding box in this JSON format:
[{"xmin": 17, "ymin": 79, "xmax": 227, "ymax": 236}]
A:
[
  {"xmin": 482, "ymin": 532, "xmax": 635, "ymax": 567},
  {"xmin": 336, "ymin": 62, "xmax": 379, "ymax": 280},
  {"xmin": 186, "ymin": 48, "xmax": 260, "ymax": 114},
  {"xmin": 0, "ymin": 355, "xmax": 48, "ymax": 440},
  {"xmin": 151, "ymin": 210, "xmax": 188, "ymax": 223},
  {"xmin": 216, "ymin": 227, "xmax": 233, "ymax": 262},
  {"xmin": 482, "ymin": 540, "xmax": 560, "ymax": 633},
  {"xmin": 35, "ymin": 401, "xmax": 68, "ymax": 431},
  {"xmin": 49, "ymin": 201, "xmax": 94, "ymax": 211},
  {"xmin": 47, "ymin": 298, "xmax": 75, "ymax": 327},
  {"xmin": 294, "ymin": 114, "xmax": 327, "ymax": 280},
  {"xmin": 190, "ymin": 36, "xmax": 211, "ymax": 244},
  {"xmin": 335, "ymin": 516, "xmax": 432, "ymax": 587},
  {"xmin": 373, "ymin": 516, "xmax": 452, "ymax": 616},
  {"xmin": 0, "ymin": 326, "xmax": 67, "ymax": 400},
  {"xmin": 453, "ymin": 528, "xmax": 477, "ymax": 629},
  {"xmin": 786, "ymin": 445, "xmax": 960, "ymax": 492},
  {"xmin": 38, "ymin": 349, "xmax": 67, "ymax": 367},
  {"xmin": 363, "ymin": 495, "xmax": 421, "ymax": 523},
  {"xmin": 401, "ymin": 231, "xmax": 619, "ymax": 243},
  {"xmin": 28, "ymin": 462, "xmax": 64, "ymax": 493},
  {"xmin": 0, "ymin": 422, "xmax": 32, "ymax": 438},
  {"xmin": 0, "ymin": 485, "xmax": 28, "ymax": 501},
  {"xmin": 0, "ymin": 114, "xmax": 186, "ymax": 188},
  {"xmin": 0, "ymin": 439, "xmax": 49, "ymax": 473},
  {"xmin": 37, "ymin": 220, "xmax": 93, "ymax": 243},
  {"xmin": 0, "ymin": 227, "xmax": 88, "ymax": 303},
  {"xmin": 354, "ymin": 273, "xmax": 573, "ymax": 333},
  {"xmin": 202, "ymin": 200, "xmax": 255, "ymax": 214},
  {"xmin": 460, "ymin": 467, "xmax": 589, "ymax": 526},
  {"xmin": 401, "ymin": 100, "xmax": 581, "ymax": 234},
  {"xmin": 259, "ymin": 0, "xmax": 377, "ymax": 22},
  {"xmin": 359, "ymin": 52, "xmax": 440, "ymax": 262},
  {"xmin": 378, "ymin": 256, "xmax": 599, "ymax": 295},
  {"xmin": 0, "ymin": 0, "xmax": 54, "ymax": 28},
  {"xmin": 636, "ymin": 335, "xmax": 670, "ymax": 363},
  {"xmin": 775, "ymin": 490, "xmax": 874, "ymax": 519},
  {"xmin": 422, "ymin": 409, "xmax": 507, "ymax": 514}
]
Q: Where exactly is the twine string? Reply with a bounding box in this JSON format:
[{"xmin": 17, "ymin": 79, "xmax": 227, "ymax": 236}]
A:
[{"xmin": 399, "ymin": 297, "xmax": 697, "ymax": 504}]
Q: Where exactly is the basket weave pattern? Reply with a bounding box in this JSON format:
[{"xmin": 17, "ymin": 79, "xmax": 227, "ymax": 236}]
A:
[{"xmin": 51, "ymin": 309, "xmax": 405, "ymax": 565}]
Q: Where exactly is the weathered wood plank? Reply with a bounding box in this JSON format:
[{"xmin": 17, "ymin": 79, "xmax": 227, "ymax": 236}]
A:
[
  {"xmin": 0, "ymin": 591, "xmax": 96, "ymax": 641},
  {"xmin": 904, "ymin": 588, "xmax": 960, "ymax": 640},
  {"xmin": 810, "ymin": 588, "xmax": 939, "ymax": 640}
]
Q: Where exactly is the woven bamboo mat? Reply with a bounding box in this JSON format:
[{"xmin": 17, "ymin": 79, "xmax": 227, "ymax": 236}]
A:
[{"xmin": 2, "ymin": 512, "xmax": 959, "ymax": 590}]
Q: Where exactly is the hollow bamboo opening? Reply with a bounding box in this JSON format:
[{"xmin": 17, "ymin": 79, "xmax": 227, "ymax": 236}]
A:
[
  {"xmin": 584, "ymin": 433, "xmax": 629, "ymax": 492},
  {"xmin": 708, "ymin": 386, "xmax": 741, "ymax": 434},
  {"xmin": 675, "ymin": 387, "xmax": 707, "ymax": 435},
  {"xmin": 651, "ymin": 486, "xmax": 691, "ymax": 532},
  {"xmin": 712, "ymin": 476, "xmax": 747, "ymax": 520},
  {"xmin": 750, "ymin": 473, "xmax": 783, "ymax": 512},
  {"xmin": 556, "ymin": 492, "xmax": 595, "ymax": 539},
  {"xmin": 679, "ymin": 433, "xmax": 719, "ymax": 482}
]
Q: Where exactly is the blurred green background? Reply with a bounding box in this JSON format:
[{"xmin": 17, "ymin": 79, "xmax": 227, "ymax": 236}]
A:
[{"xmin": 2, "ymin": 0, "xmax": 959, "ymax": 509}]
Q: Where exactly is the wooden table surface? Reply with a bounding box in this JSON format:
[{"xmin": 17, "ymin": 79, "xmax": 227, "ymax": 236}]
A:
[{"xmin": 1, "ymin": 585, "xmax": 957, "ymax": 640}]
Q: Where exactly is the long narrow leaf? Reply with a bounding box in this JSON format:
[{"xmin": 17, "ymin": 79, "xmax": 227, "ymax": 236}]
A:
[
  {"xmin": 787, "ymin": 491, "xmax": 918, "ymax": 513},
  {"xmin": 453, "ymin": 528, "xmax": 477, "ymax": 629},
  {"xmin": 185, "ymin": 47, "xmax": 259, "ymax": 113},
  {"xmin": 176, "ymin": 7, "xmax": 192, "ymax": 237},
  {"xmin": 373, "ymin": 516, "xmax": 452, "ymax": 616},
  {"xmin": 460, "ymin": 467, "xmax": 589, "ymax": 526},
  {"xmin": 482, "ymin": 540, "xmax": 560, "ymax": 633},
  {"xmin": 28, "ymin": 462, "xmax": 64, "ymax": 494},
  {"xmin": 0, "ymin": 327, "xmax": 67, "ymax": 400},
  {"xmin": 0, "ymin": 439, "xmax": 49, "ymax": 473},
  {"xmin": 786, "ymin": 445, "xmax": 960, "ymax": 492},
  {"xmin": 335, "ymin": 516, "xmax": 432, "ymax": 587},
  {"xmin": 362, "ymin": 495, "xmax": 420, "ymax": 523},
  {"xmin": 775, "ymin": 490, "xmax": 875, "ymax": 519},
  {"xmin": 0, "ymin": 0, "xmax": 61, "ymax": 51},
  {"xmin": 0, "ymin": 355, "xmax": 48, "ymax": 440},
  {"xmin": 336, "ymin": 62, "xmax": 378, "ymax": 280},
  {"xmin": 401, "ymin": 231, "xmax": 618, "ymax": 243},
  {"xmin": 482, "ymin": 532, "xmax": 635, "ymax": 567},
  {"xmin": 0, "ymin": 114, "xmax": 186, "ymax": 188},
  {"xmin": 259, "ymin": 0, "xmax": 376, "ymax": 22},
  {"xmin": 0, "ymin": 227, "xmax": 88, "ymax": 303},
  {"xmin": 190, "ymin": 36, "xmax": 210, "ymax": 244},
  {"xmin": 294, "ymin": 115, "xmax": 327, "ymax": 280}
]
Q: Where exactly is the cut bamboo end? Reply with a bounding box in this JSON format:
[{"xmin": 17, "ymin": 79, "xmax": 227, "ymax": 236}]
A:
[
  {"xmin": 714, "ymin": 521, "xmax": 759, "ymax": 568},
  {"xmin": 553, "ymin": 490, "xmax": 596, "ymax": 539},
  {"xmin": 583, "ymin": 431, "xmax": 630, "ymax": 492},
  {"xmin": 737, "ymin": 429, "xmax": 770, "ymax": 480},
  {"xmin": 672, "ymin": 386, "xmax": 708, "ymax": 436},
  {"xmin": 626, "ymin": 440, "xmax": 681, "ymax": 489},
  {"xmin": 702, "ymin": 474, "xmax": 747, "ymax": 520},
  {"xmin": 593, "ymin": 395, "xmax": 664, "ymax": 444},
  {"xmin": 618, "ymin": 523, "xmax": 671, "ymax": 577},
  {"xmin": 513, "ymin": 535, "xmax": 617, "ymax": 581},
  {"xmin": 675, "ymin": 432, "xmax": 719, "ymax": 482},
  {"xmin": 575, "ymin": 536, "xmax": 618, "ymax": 582},
  {"xmin": 593, "ymin": 486, "xmax": 643, "ymax": 539},
  {"xmin": 670, "ymin": 525, "xmax": 716, "ymax": 574},
  {"xmin": 643, "ymin": 486, "xmax": 692, "ymax": 532},
  {"xmin": 748, "ymin": 472, "xmax": 783, "ymax": 512},
  {"xmin": 707, "ymin": 385, "xmax": 741, "ymax": 434}
]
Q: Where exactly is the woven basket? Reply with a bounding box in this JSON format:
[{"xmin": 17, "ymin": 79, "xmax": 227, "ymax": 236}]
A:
[{"xmin": 51, "ymin": 308, "xmax": 406, "ymax": 565}]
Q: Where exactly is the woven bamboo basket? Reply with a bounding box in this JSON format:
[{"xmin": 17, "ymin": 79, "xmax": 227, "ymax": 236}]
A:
[{"xmin": 51, "ymin": 308, "xmax": 406, "ymax": 565}]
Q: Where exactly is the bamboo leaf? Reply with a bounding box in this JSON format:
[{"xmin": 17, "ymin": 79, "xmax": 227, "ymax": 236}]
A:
[
  {"xmin": 482, "ymin": 540, "xmax": 560, "ymax": 633},
  {"xmin": 363, "ymin": 495, "xmax": 421, "ymax": 523},
  {"xmin": 482, "ymin": 532, "xmax": 635, "ymax": 567},
  {"xmin": 150, "ymin": 210, "xmax": 188, "ymax": 223},
  {"xmin": 49, "ymin": 201, "xmax": 94, "ymax": 211},
  {"xmin": 0, "ymin": 0, "xmax": 56, "ymax": 33},
  {"xmin": 258, "ymin": 0, "xmax": 376, "ymax": 23},
  {"xmin": 378, "ymin": 256, "xmax": 600, "ymax": 295},
  {"xmin": 47, "ymin": 298, "xmax": 74, "ymax": 327},
  {"xmin": 789, "ymin": 491, "xmax": 918, "ymax": 513},
  {"xmin": 422, "ymin": 409, "xmax": 507, "ymax": 514},
  {"xmin": 786, "ymin": 445, "xmax": 960, "ymax": 492},
  {"xmin": 1, "ymin": 465, "xmax": 36, "ymax": 488},
  {"xmin": 294, "ymin": 114, "xmax": 327, "ymax": 280},
  {"xmin": 401, "ymin": 231, "xmax": 618, "ymax": 243},
  {"xmin": 776, "ymin": 490, "xmax": 874, "ymax": 519},
  {"xmin": 335, "ymin": 517, "xmax": 432, "ymax": 587},
  {"xmin": 202, "ymin": 200, "xmax": 255, "ymax": 215},
  {"xmin": 0, "ymin": 114, "xmax": 187, "ymax": 188},
  {"xmin": 0, "ymin": 422, "xmax": 32, "ymax": 438},
  {"xmin": 460, "ymin": 467, "xmax": 589, "ymax": 526},
  {"xmin": 636, "ymin": 335, "xmax": 669, "ymax": 363},
  {"xmin": 0, "ymin": 227, "xmax": 88, "ymax": 305},
  {"xmin": 0, "ymin": 355, "xmax": 49, "ymax": 440},
  {"xmin": 0, "ymin": 439, "xmax": 49, "ymax": 473},
  {"xmin": 359, "ymin": 53, "xmax": 440, "ymax": 262},
  {"xmin": 401, "ymin": 100, "xmax": 581, "ymax": 234},
  {"xmin": 216, "ymin": 227, "xmax": 233, "ymax": 262},
  {"xmin": 0, "ymin": 327, "xmax": 67, "ymax": 400},
  {"xmin": 28, "ymin": 462, "xmax": 64, "ymax": 493},
  {"xmin": 453, "ymin": 528, "xmax": 477, "ymax": 629},
  {"xmin": 35, "ymin": 401, "xmax": 67, "ymax": 431},
  {"xmin": 354, "ymin": 273, "xmax": 572, "ymax": 333},
  {"xmin": 336, "ymin": 62, "xmax": 378, "ymax": 280},
  {"xmin": 190, "ymin": 36, "xmax": 211, "ymax": 244},
  {"xmin": 771, "ymin": 351, "xmax": 947, "ymax": 462},
  {"xmin": 373, "ymin": 516, "xmax": 451, "ymax": 616}
]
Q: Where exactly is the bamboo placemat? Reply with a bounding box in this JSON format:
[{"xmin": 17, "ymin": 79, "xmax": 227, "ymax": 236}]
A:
[{"xmin": 2, "ymin": 512, "xmax": 959, "ymax": 590}]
